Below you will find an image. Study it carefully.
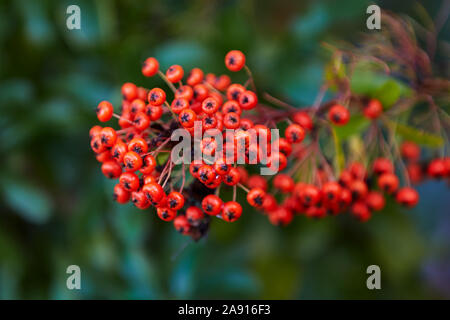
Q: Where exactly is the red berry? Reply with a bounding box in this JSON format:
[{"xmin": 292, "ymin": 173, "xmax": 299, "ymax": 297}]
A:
[
  {"xmin": 328, "ymin": 104, "xmax": 350, "ymax": 125},
  {"xmin": 123, "ymin": 151, "xmax": 143, "ymax": 172},
  {"xmin": 167, "ymin": 191, "xmax": 185, "ymax": 211},
  {"xmin": 147, "ymin": 104, "xmax": 163, "ymax": 121},
  {"xmin": 113, "ymin": 184, "xmax": 130, "ymax": 204},
  {"xmin": 96, "ymin": 101, "xmax": 113, "ymax": 122},
  {"xmin": 197, "ymin": 165, "xmax": 215, "ymax": 184},
  {"xmin": 142, "ymin": 182, "xmax": 165, "ymax": 205},
  {"xmin": 396, "ymin": 187, "xmax": 419, "ymax": 208},
  {"xmin": 148, "ymin": 88, "xmax": 166, "ymax": 106},
  {"xmin": 364, "ymin": 99, "xmax": 383, "ymax": 119},
  {"xmin": 268, "ymin": 207, "xmax": 293, "ymax": 226},
  {"xmin": 226, "ymin": 83, "xmax": 246, "ymax": 101},
  {"xmin": 238, "ymin": 90, "xmax": 258, "ymax": 110},
  {"xmin": 142, "ymin": 57, "xmax": 159, "ymax": 77},
  {"xmin": 187, "ymin": 68, "xmax": 204, "ymax": 86},
  {"xmin": 273, "ymin": 174, "xmax": 294, "ymax": 193},
  {"xmin": 213, "ymin": 159, "xmax": 230, "ymax": 175},
  {"xmin": 179, "ymin": 109, "xmax": 196, "ymax": 128},
  {"xmin": 140, "ymin": 155, "xmax": 157, "ymax": 175},
  {"xmin": 262, "ymin": 194, "xmax": 278, "ymax": 212},
  {"xmin": 285, "ymin": 124, "xmax": 305, "ymax": 144},
  {"xmin": 292, "ymin": 111, "xmax": 313, "ymax": 131},
  {"xmin": 157, "ymin": 207, "xmax": 177, "ymax": 221},
  {"xmin": 166, "ymin": 65, "xmax": 184, "ymax": 83},
  {"xmin": 100, "ymin": 127, "xmax": 117, "ymax": 147},
  {"xmin": 174, "ymin": 215, "xmax": 191, "ymax": 235},
  {"xmin": 175, "ymin": 85, "xmax": 194, "ymax": 101},
  {"xmin": 101, "ymin": 160, "xmax": 122, "ymax": 179},
  {"xmin": 223, "ymin": 167, "xmax": 240, "ymax": 186},
  {"xmin": 222, "ymin": 201, "xmax": 243, "ymax": 222},
  {"xmin": 225, "ymin": 50, "xmax": 246, "ymax": 72},
  {"xmin": 247, "ymin": 188, "xmax": 266, "ymax": 208},
  {"xmin": 349, "ymin": 180, "xmax": 368, "ymax": 199},
  {"xmin": 366, "ymin": 191, "xmax": 385, "ymax": 211},
  {"xmin": 128, "ymin": 137, "xmax": 148, "ymax": 155},
  {"xmin": 186, "ymin": 206, "xmax": 204, "ymax": 223},
  {"xmin": 222, "ymin": 100, "xmax": 242, "ymax": 115},
  {"xmin": 299, "ymin": 184, "xmax": 321, "ymax": 206},
  {"xmin": 202, "ymin": 97, "xmax": 220, "ymax": 114},
  {"xmin": 133, "ymin": 112, "xmax": 150, "ymax": 131},
  {"xmin": 378, "ymin": 173, "xmax": 399, "ymax": 194},
  {"xmin": 202, "ymin": 194, "xmax": 223, "ymax": 215},
  {"xmin": 322, "ymin": 181, "xmax": 341, "ymax": 202},
  {"xmin": 372, "ymin": 157, "xmax": 394, "ymax": 175},
  {"xmin": 247, "ymin": 175, "xmax": 268, "ymax": 191},
  {"xmin": 400, "ymin": 141, "xmax": 420, "ymax": 162},
  {"xmin": 171, "ymin": 98, "xmax": 189, "ymax": 114},
  {"xmin": 121, "ymin": 82, "xmax": 138, "ymax": 101},
  {"xmin": 223, "ymin": 112, "xmax": 240, "ymax": 129},
  {"xmin": 351, "ymin": 201, "xmax": 371, "ymax": 222},
  {"xmin": 119, "ymin": 172, "xmax": 140, "ymax": 192},
  {"xmin": 131, "ymin": 191, "xmax": 150, "ymax": 209},
  {"xmin": 427, "ymin": 159, "xmax": 446, "ymax": 178}
]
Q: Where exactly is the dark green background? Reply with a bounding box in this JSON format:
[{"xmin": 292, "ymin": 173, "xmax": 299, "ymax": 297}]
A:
[{"xmin": 0, "ymin": 0, "xmax": 449, "ymax": 299}]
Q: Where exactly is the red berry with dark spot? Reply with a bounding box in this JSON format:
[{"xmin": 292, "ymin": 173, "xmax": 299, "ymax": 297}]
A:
[
  {"xmin": 329, "ymin": 104, "xmax": 350, "ymax": 125},
  {"xmin": 225, "ymin": 50, "xmax": 246, "ymax": 72},
  {"xmin": 222, "ymin": 201, "xmax": 243, "ymax": 222}
]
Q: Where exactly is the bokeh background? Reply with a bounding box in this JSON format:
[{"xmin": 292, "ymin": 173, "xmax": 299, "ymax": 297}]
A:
[{"xmin": 0, "ymin": 0, "xmax": 449, "ymax": 299}]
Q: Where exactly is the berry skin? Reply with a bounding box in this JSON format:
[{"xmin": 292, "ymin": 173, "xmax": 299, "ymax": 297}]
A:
[
  {"xmin": 378, "ymin": 173, "xmax": 399, "ymax": 194},
  {"xmin": 130, "ymin": 99, "xmax": 146, "ymax": 115},
  {"xmin": 167, "ymin": 191, "xmax": 185, "ymax": 211},
  {"xmin": 157, "ymin": 207, "xmax": 177, "ymax": 221},
  {"xmin": 202, "ymin": 97, "xmax": 220, "ymax": 115},
  {"xmin": 285, "ymin": 124, "xmax": 305, "ymax": 144},
  {"xmin": 322, "ymin": 181, "xmax": 341, "ymax": 202},
  {"xmin": 401, "ymin": 141, "xmax": 420, "ymax": 162},
  {"xmin": 166, "ymin": 65, "xmax": 184, "ymax": 83},
  {"xmin": 222, "ymin": 100, "xmax": 241, "ymax": 115},
  {"xmin": 113, "ymin": 183, "xmax": 131, "ymax": 204},
  {"xmin": 133, "ymin": 112, "xmax": 150, "ymax": 131},
  {"xmin": 351, "ymin": 201, "xmax": 371, "ymax": 222},
  {"xmin": 213, "ymin": 159, "xmax": 230, "ymax": 176},
  {"xmin": 142, "ymin": 182, "xmax": 165, "ymax": 205},
  {"xmin": 427, "ymin": 159, "xmax": 446, "ymax": 178},
  {"xmin": 189, "ymin": 161, "xmax": 203, "ymax": 178},
  {"xmin": 223, "ymin": 167, "xmax": 240, "ymax": 186},
  {"xmin": 407, "ymin": 163, "xmax": 423, "ymax": 184},
  {"xmin": 96, "ymin": 101, "xmax": 113, "ymax": 122},
  {"xmin": 366, "ymin": 191, "xmax": 385, "ymax": 211},
  {"xmin": 148, "ymin": 88, "xmax": 166, "ymax": 106},
  {"xmin": 128, "ymin": 137, "xmax": 148, "ymax": 155},
  {"xmin": 238, "ymin": 90, "xmax": 258, "ymax": 110},
  {"xmin": 292, "ymin": 111, "xmax": 313, "ymax": 131},
  {"xmin": 123, "ymin": 151, "xmax": 143, "ymax": 172},
  {"xmin": 171, "ymin": 98, "xmax": 189, "ymax": 114},
  {"xmin": 364, "ymin": 99, "xmax": 383, "ymax": 119},
  {"xmin": 299, "ymin": 185, "xmax": 321, "ymax": 206},
  {"xmin": 273, "ymin": 174, "xmax": 294, "ymax": 193},
  {"xmin": 96, "ymin": 150, "xmax": 111, "ymax": 163},
  {"xmin": 174, "ymin": 215, "xmax": 191, "ymax": 235},
  {"xmin": 91, "ymin": 135, "xmax": 106, "ymax": 153},
  {"xmin": 187, "ymin": 68, "xmax": 204, "ymax": 86},
  {"xmin": 101, "ymin": 160, "xmax": 122, "ymax": 179},
  {"xmin": 142, "ymin": 57, "xmax": 159, "ymax": 77},
  {"xmin": 328, "ymin": 104, "xmax": 350, "ymax": 125},
  {"xmin": 90, "ymin": 125, "xmax": 102, "ymax": 140},
  {"xmin": 198, "ymin": 165, "xmax": 215, "ymax": 184},
  {"xmin": 179, "ymin": 109, "xmax": 196, "ymax": 128},
  {"xmin": 131, "ymin": 191, "xmax": 150, "ymax": 209},
  {"xmin": 247, "ymin": 188, "xmax": 266, "ymax": 208},
  {"xmin": 100, "ymin": 127, "xmax": 117, "ymax": 147},
  {"xmin": 223, "ymin": 112, "xmax": 240, "ymax": 129},
  {"xmin": 222, "ymin": 201, "xmax": 243, "ymax": 222},
  {"xmin": 175, "ymin": 85, "xmax": 194, "ymax": 101},
  {"xmin": 349, "ymin": 180, "xmax": 368, "ymax": 200},
  {"xmin": 119, "ymin": 172, "xmax": 140, "ymax": 192},
  {"xmin": 267, "ymin": 152, "xmax": 288, "ymax": 173},
  {"xmin": 147, "ymin": 104, "xmax": 163, "ymax": 121},
  {"xmin": 349, "ymin": 162, "xmax": 367, "ymax": 180},
  {"xmin": 202, "ymin": 195, "xmax": 223, "ymax": 215},
  {"xmin": 262, "ymin": 194, "xmax": 278, "ymax": 212},
  {"xmin": 396, "ymin": 187, "xmax": 419, "ymax": 208},
  {"xmin": 111, "ymin": 141, "xmax": 129, "ymax": 161},
  {"xmin": 268, "ymin": 207, "xmax": 293, "ymax": 226},
  {"xmin": 121, "ymin": 82, "xmax": 138, "ymax": 101},
  {"xmin": 372, "ymin": 157, "xmax": 394, "ymax": 175},
  {"xmin": 277, "ymin": 138, "xmax": 293, "ymax": 156},
  {"xmin": 225, "ymin": 50, "xmax": 246, "ymax": 72},
  {"xmin": 140, "ymin": 155, "xmax": 157, "ymax": 175},
  {"xmin": 226, "ymin": 83, "xmax": 246, "ymax": 101},
  {"xmin": 193, "ymin": 84, "xmax": 209, "ymax": 102},
  {"xmin": 186, "ymin": 206, "xmax": 204, "ymax": 223},
  {"xmin": 247, "ymin": 175, "xmax": 268, "ymax": 191}
]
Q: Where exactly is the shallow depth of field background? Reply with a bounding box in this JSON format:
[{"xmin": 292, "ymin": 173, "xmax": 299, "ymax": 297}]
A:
[{"xmin": 0, "ymin": 0, "xmax": 449, "ymax": 299}]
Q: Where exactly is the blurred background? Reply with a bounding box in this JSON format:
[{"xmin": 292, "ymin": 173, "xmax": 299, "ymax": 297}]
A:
[{"xmin": 0, "ymin": 0, "xmax": 449, "ymax": 299}]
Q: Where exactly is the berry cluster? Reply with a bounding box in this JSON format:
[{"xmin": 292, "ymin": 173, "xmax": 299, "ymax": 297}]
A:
[{"xmin": 89, "ymin": 49, "xmax": 449, "ymax": 240}]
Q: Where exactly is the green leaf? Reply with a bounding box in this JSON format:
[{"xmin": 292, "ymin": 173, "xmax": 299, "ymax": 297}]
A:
[
  {"xmin": 331, "ymin": 127, "xmax": 345, "ymax": 173},
  {"xmin": 0, "ymin": 178, "xmax": 52, "ymax": 224},
  {"xmin": 333, "ymin": 114, "xmax": 370, "ymax": 140},
  {"xmin": 385, "ymin": 120, "xmax": 444, "ymax": 147},
  {"xmin": 374, "ymin": 80, "xmax": 401, "ymax": 108}
]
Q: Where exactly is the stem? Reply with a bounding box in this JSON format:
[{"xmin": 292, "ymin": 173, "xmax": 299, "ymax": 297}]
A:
[{"xmin": 158, "ymin": 70, "xmax": 177, "ymax": 93}]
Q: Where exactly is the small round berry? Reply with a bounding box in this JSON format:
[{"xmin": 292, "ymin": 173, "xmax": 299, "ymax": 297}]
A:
[
  {"xmin": 175, "ymin": 85, "xmax": 194, "ymax": 101},
  {"xmin": 186, "ymin": 206, "xmax": 204, "ymax": 223},
  {"xmin": 349, "ymin": 162, "xmax": 367, "ymax": 180},
  {"xmin": 121, "ymin": 82, "xmax": 138, "ymax": 101},
  {"xmin": 222, "ymin": 201, "xmax": 242, "ymax": 222},
  {"xmin": 372, "ymin": 157, "xmax": 394, "ymax": 175},
  {"xmin": 262, "ymin": 194, "xmax": 278, "ymax": 212},
  {"xmin": 273, "ymin": 174, "xmax": 294, "ymax": 193},
  {"xmin": 214, "ymin": 75, "xmax": 231, "ymax": 91},
  {"xmin": 213, "ymin": 159, "xmax": 230, "ymax": 175},
  {"xmin": 223, "ymin": 167, "xmax": 240, "ymax": 186},
  {"xmin": 299, "ymin": 185, "xmax": 321, "ymax": 206},
  {"xmin": 166, "ymin": 65, "xmax": 184, "ymax": 83},
  {"xmin": 407, "ymin": 163, "xmax": 423, "ymax": 184},
  {"xmin": 225, "ymin": 50, "xmax": 246, "ymax": 72},
  {"xmin": 133, "ymin": 112, "xmax": 150, "ymax": 131},
  {"xmin": 427, "ymin": 159, "xmax": 446, "ymax": 178},
  {"xmin": 146, "ymin": 104, "xmax": 163, "ymax": 121},
  {"xmin": 202, "ymin": 114, "xmax": 218, "ymax": 130},
  {"xmin": 101, "ymin": 160, "xmax": 122, "ymax": 179},
  {"xmin": 328, "ymin": 104, "xmax": 350, "ymax": 125},
  {"xmin": 285, "ymin": 124, "xmax": 305, "ymax": 144},
  {"xmin": 148, "ymin": 88, "xmax": 166, "ymax": 106},
  {"xmin": 142, "ymin": 57, "xmax": 159, "ymax": 77},
  {"xmin": 322, "ymin": 181, "xmax": 341, "ymax": 202},
  {"xmin": 396, "ymin": 187, "xmax": 419, "ymax": 208},
  {"xmin": 223, "ymin": 112, "xmax": 240, "ymax": 129},
  {"xmin": 201, "ymin": 195, "xmax": 223, "ymax": 215},
  {"xmin": 187, "ymin": 68, "xmax": 204, "ymax": 86},
  {"xmin": 167, "ymin": 191, "xmax": 185, "ymax": 211},
  {"xmin": 268, "ymin": 207, "xmax": 293, "ymax": 226},
  {"xmin": 173, "ymin": 215, "xmax": 190, "ymax": 235},
  {"xmin": 267, "ymin": 152, "xmax": 288, "ymax": 173},
  {"xmin": 198, "ymin": 165, "xmax": 215, "ymax": 184},
  {"xmin": 171, "ymin": 98, "xmax": 189, "ymax": 114},
  {"xmin": 226, "ymin": 83, "xmax": 246, "ymax": 101},
  {"xmin": 378, "ymin": 173, "xmax": 399, "ymax": 194},
  {"xmin": 96, "ymin": 150, "xmax": 111, "ymax": 163},
  {"xmin": 222, "ymin": 100, "xmax": 241, "ymax": 115},
  {"xmin": 202, "ymin": 97, "xmax": 220, "ymax": 114},
  {"xmin": 351, "ymin": 201, "xmax": 371, "ymax": 222},
  {"xmin": 349, "ymin": 180, "xmax": 368, "ymax": 199},
  {"xmin": 142, "ymin": 182, "xmax": 165, "ymax": 205},
  {"xmin": 89, "ymin": 125, "xmax": 102, "ymax": 140},
  {"xmin": 119, "ymin": 172, "xmax": 140, "ymax": 192},
  {"xmin": 364, "ymin": 99, "xmax": 383, "ymax": 119},
  {"xmin": 123, "ymin": 151, "xmax": 143, "ymax": 172},
  {"xmin": 96, "ymin": 101, "xmax": 113, "ymax": 122},
  {"xmin": 131, "ymin": 191, "xmax": 150, "ymax": 209},
  {"xmin": 247, "ymin": 175, "xmax": 268, "ymax": 191},
  {"xmin": 100, "ymin": 127, "xmax": 117, "ymax": 147},
  {"xmin": 128, "ymin": 137, "xmax": 148, "ymax": 155},
  {"xmin": 129, "ymin": 99, "xmax": 146, "ymax": 115},
  {"xmin": 91, "ymin": 135, "xmax": 106, "ymax": 153},
  {"xmin": 238, "ymin": 90, "xmax": 258, "ymax": 110},
  {"xmin": 292, "ymin": 111, "xmax": 313, "ymax": 131},
  {"xmin": 247, "ymin": 188, "xmax": 266, "ymax": 208},
  {"xmin": 193, "ymin": 84, "xmax": 209, "ymax": 102},
  {"xmin": 366, "ymin": 191, "xmax": 385, "ymax": 211},
  {"xmin": 157, "ymin": 207, "xmax": 177, "ymax": 221},
  {"xmin": 400, "ymin": 141, "xmax": 420, "ymax": 162},
  {"xmin": 277, "ymin": 138, "xmax": 292, "ymax": 157},
  {"xmin": 113, "ymin": 183, "xmax": 131, "ymax": 204},
  {"xmin": 179, "ymin": 109, "xmax": 196, "ymax": 128},
  {"xmin": 189, "ymin": 161, "xmax": 203, "ymax": 178},
  {"xmin": 140, "ymin": 155, "xmax": 157, "ymax": 175}
]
